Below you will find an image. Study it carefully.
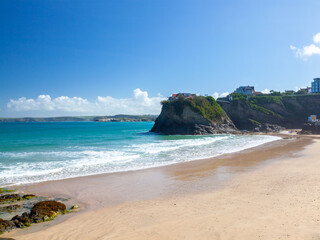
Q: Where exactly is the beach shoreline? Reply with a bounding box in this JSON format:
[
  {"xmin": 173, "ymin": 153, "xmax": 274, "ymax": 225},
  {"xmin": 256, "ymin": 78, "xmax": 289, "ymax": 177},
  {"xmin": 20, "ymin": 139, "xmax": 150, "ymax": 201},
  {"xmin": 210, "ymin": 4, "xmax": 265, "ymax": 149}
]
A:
[
  {"xmin": 3, "ymin": 133, "xmax": 320, "ymax": 239},
  {"xmin": 13, "ymin": 134, "xmax": 290, "ymax": 208}
]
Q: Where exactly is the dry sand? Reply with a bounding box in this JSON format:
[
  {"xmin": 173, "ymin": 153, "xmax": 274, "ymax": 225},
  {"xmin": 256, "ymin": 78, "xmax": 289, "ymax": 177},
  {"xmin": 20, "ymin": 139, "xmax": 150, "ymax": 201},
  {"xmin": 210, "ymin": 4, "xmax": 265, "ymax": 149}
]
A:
[{"xmin": 3, "ymin": 135, "xmax": 320, "ymax": 240}]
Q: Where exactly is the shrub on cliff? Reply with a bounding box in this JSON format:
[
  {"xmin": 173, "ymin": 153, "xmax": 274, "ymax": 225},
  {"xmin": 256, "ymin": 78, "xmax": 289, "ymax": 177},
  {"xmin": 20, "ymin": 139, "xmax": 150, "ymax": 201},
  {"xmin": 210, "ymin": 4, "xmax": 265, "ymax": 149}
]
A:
[{"xmin": 161, "ymin": 95, "xmax": 226, "ymax": 123}]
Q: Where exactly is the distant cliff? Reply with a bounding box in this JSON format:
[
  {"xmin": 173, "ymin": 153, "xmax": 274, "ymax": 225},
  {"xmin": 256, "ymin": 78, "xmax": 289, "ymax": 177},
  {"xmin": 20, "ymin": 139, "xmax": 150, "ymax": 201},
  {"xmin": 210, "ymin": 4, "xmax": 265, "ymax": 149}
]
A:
[
  {"xmin": 150, "ymin": 96, "xmax": 238, "ymax": 135},
  {"xmin": 218, "ymin": 94, "xmax": 320, "ymax": 130}
]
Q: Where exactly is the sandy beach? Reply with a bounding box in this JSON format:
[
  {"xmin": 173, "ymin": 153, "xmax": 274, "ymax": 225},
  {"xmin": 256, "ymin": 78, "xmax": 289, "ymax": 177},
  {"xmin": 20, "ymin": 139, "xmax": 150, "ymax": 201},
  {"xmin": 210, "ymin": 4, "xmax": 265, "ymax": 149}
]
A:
[
  {"xmin": 2, "ymin": 134, "xmax": 320, "ymax": 240},
  {"xmin": 3, "ymin": 0, "xmax": 320, "ymax": 239}
]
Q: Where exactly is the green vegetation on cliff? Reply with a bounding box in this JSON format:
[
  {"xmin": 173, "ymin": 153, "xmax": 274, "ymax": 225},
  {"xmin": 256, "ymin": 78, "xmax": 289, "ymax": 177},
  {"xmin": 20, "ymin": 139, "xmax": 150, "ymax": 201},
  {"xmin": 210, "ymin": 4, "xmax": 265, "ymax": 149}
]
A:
[
  {"xmin": 151, "ymin": 95, "xmax": 237, "ymax": 135},
  {"xmin": 218, "ymin": 93, "xmax": 320, "ymax": 130},
  {"xmin": 161, "ymin": 95, "xmax": 227, "ymax": 123},
  {"xmin": 224, "ymin": 93, "xmax": 283, "ymax": 119}
]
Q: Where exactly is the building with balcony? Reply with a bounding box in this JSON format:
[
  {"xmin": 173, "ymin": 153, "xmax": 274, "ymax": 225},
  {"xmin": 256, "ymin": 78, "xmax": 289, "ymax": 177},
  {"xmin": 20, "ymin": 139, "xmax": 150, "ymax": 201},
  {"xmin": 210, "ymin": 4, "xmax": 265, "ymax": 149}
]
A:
[{"xmin": 311, "ymin": 78, "xmax": 320, "ymax": 93}]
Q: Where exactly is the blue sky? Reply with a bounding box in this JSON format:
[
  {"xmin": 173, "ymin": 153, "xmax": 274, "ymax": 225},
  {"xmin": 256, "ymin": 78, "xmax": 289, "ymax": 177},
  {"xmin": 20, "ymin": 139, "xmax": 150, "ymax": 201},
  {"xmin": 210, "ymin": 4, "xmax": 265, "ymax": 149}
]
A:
[{"xmin": 1, "ymin": 0, "xmax": 320, "ymax": 117}]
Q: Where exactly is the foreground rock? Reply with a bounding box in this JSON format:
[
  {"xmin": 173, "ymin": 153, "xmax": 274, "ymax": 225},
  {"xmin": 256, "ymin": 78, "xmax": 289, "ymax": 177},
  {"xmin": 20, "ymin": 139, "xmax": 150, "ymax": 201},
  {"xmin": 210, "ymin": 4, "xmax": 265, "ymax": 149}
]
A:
[
  {"xmin": 0, "ymin": 189, "xmax": 15, "ymax": 194},
  {"xmin": 0, "ymin": 219, "xmax": 14, "ymax": 234},
  {"xmin": 11, "ymin": 212, "xmax": 32, "ymax": 228},
  {"xmin": 29, "ymin": 200, "xmax": 66, "ymax": 222},
  {"xmin": 0, "ymin": 195, "xmax": 20, "ymax": 204},
  {"xmin": 0, "ymin": 200, "xmax": 68, "ymax": 234},
  {"xmin": 150, "ymin": 96, "xmax": 238, "ymax": 135},
  {"xmin": 0, "ymin": 205, "xmax": 20, "ymax": 213},
  {"xmin": 22, "ymin": 194, "xmax": 35, "ymax": 200}
]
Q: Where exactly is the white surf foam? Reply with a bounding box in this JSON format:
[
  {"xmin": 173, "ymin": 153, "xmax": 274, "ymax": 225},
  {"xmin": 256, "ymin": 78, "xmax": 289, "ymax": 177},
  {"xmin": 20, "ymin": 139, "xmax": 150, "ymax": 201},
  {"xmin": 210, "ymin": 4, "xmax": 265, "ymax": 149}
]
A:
[{"xmin": 0, "ymin": 135, "xmax": 281, "ymax": 187}]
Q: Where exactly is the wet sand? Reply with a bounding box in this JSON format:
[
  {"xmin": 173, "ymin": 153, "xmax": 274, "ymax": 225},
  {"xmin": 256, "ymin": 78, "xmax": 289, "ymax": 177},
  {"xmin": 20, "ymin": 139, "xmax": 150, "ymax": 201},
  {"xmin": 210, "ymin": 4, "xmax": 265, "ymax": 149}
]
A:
[{"xmin": 3, "ymin": 135, "xmax": 320, "ymax": 239}]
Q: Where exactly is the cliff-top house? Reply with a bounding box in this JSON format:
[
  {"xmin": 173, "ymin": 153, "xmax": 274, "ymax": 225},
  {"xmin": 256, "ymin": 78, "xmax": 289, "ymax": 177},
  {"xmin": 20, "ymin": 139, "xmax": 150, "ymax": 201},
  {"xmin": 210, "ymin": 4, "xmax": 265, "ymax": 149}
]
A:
[
  {"xmin": 168, "ymin": 93, "xmax": 193, "ymax": 101},
  {"xmin": 235, "ymin": 86, "xmax": 255, "ymax": 96},
  {"xmin": 300, "ymin": 87, "xmax": 312, "ymax": 94}
]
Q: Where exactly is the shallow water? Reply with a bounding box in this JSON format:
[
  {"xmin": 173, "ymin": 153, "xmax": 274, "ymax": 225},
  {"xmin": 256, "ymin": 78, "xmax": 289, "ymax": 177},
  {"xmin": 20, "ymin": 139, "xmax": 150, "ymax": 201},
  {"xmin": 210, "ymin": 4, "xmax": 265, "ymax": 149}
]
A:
[{"xmin": 0, "ymin": 122, "xmax": 280, "ymax": 186}]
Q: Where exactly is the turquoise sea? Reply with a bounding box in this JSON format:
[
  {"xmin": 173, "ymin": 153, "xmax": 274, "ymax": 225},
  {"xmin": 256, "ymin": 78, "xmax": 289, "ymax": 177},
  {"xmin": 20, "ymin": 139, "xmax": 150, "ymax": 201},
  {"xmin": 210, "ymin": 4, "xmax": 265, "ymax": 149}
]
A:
[{"xmin": 0, "ymin": 122, "xmax": 280, "ymax": 187}]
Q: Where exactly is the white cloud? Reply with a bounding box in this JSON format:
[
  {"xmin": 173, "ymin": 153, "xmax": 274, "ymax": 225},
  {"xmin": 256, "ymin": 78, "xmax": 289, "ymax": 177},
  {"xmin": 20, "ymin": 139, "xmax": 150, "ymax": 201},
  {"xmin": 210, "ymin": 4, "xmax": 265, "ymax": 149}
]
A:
[
  {"xmin": 7, "ymin": 95, "xmax": 90, "ymax": 112},
  {"xmin": 7, "ymin": 89, "xmax": 165, "ymax": 116},
  {"xmin": 212, "ymin": 92, "xmax": 229, "ymax": 100},
  {"xmin": 313, "ymin": 33, "xmax": 320, "ymax": 44},
  {"xmin": 261, "ymin": 89, "xmax": 270, "ymax": 94},
  {"xmin": 290, "ymin": 45, "xmax": 296, "ymax": 51},
  {"xmin": 297, "ymin": 44, "xmax": 320, "ymax": 57},
  {"xmin": 291, "ymin": 33, "xmax": 320, "ymax": 59}
]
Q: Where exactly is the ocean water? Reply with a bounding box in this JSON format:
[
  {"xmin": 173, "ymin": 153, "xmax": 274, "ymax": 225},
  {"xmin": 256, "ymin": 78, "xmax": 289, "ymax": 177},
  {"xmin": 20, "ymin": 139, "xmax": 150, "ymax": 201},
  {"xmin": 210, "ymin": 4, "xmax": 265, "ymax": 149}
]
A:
[{"xmin": 0, "ymin": 122, "xmax": 280, "ymax": 187}]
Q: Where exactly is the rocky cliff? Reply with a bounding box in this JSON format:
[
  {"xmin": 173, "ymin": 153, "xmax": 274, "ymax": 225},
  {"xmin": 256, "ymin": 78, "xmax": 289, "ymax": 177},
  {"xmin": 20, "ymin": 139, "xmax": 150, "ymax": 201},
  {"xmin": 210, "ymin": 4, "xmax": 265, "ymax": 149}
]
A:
[
  {"xmin": 299, "ymin": 122, "xmax": 320, "ymax": 134},
  {"xmin": 218, "ymin": 94, "xmax": 320, "ymax": 131},
  {"xmin": 150, "ymin": 96, "xmax": 238, "ymax": 135}
]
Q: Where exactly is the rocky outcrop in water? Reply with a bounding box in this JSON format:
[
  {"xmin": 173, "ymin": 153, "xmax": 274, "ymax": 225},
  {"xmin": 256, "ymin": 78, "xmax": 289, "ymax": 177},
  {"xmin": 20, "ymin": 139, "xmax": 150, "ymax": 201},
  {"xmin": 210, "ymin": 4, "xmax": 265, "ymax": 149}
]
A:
[{"xmin": 150, "ymin": 96, "xmax": 238, "ymax": 135}]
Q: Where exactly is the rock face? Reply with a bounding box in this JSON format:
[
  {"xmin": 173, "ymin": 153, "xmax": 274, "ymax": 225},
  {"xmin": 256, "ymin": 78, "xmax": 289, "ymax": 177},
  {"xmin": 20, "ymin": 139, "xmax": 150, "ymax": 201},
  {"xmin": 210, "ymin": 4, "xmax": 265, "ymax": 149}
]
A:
[
  {"xmin": 253, "ymin": 123, "xmax": 285, "ymax": 133},
  {"xmin": 299, "ymin": 122, "xmax": 320, "ymax": 134},
  {"xmin": 218, "ymin": 94, "xmax": 320, "ymax": 131},
  {"xmin": 150, "ymin": 96, "xmax": 238, "ymax": 135}
]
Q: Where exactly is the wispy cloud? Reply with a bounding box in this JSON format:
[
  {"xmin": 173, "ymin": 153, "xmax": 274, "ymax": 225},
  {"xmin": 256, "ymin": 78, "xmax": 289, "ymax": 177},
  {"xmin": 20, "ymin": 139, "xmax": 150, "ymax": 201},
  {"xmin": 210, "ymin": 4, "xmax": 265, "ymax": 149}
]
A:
[
  {"xmin": 261, "ymin": 89, "xmax": 270, "ymax": 94},
  {"xmin": 6, "ymin": 90, "xmax": 237, "ymax": 116},
  {"xmin": 291, "ymin": 33, "xmax": 320, "ymax": 59},
  {"xmin": 313, "ymin": 33, "xmax": 320, "ymax": 44},
  {"xmin": 212, "ymin": 92, "xmax": 229, "ymax": 99},
  {"xmin": 7, "ymin": 89, "xmax": 165, "ymax": 116}
]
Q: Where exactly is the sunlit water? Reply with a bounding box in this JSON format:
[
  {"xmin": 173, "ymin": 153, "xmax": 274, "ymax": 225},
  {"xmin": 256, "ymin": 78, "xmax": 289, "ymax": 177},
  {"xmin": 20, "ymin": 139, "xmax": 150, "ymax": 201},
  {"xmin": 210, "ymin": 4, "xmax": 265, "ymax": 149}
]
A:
[{"xmin": 0, "ymin": 122, "xmax": 280, "ymax": 187}]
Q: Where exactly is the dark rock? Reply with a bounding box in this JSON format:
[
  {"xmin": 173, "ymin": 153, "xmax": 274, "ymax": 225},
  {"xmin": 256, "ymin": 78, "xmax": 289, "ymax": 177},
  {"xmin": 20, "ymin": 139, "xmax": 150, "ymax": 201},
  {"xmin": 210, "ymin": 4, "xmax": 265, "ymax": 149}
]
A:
[
  {"xmin": 0, "ymin": 219, "xmax": 14, "ymax": 233},
  {"xmin": 0, "ymin": 198, "xmax": 69, "ymax": 233},
  {"xmin": 0, "ymin": 189, "xmax": 15, "ymax": 194},
  {"xmin": 22, "ymin": 194, "xmax": 35, "ymax": 200},
  {"xmin": 151, "ymin": 97, "xmax": 239, "ymax": 135},
  {"xmin": 253, "ymin": 124, "xmax": 285, "ymax": 133},
  {"xmin": 11, "ymin": 212, "xmax": 32, "ymax": 228},
  {"xmin": 0, "ymin": 194, "xmax": 20, "ymax": 204},
  {"xmin": 299, "ymin": 122, "xmax": 320, "ymax": 134},
  {"xmin": 0, "ymin": 204, "xmax": 20, "ymax": 213},
  {"xmin": 29, "ymin": 201, "xmax": 66, "ymax": 222}
]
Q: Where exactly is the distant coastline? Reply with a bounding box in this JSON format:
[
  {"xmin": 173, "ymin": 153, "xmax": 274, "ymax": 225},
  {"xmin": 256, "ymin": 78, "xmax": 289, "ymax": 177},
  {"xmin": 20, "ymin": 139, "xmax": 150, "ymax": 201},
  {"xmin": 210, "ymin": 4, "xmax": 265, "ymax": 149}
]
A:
[{"xmin": 0, "ymin": 114, "xmax": 157, "ymax": 123}]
